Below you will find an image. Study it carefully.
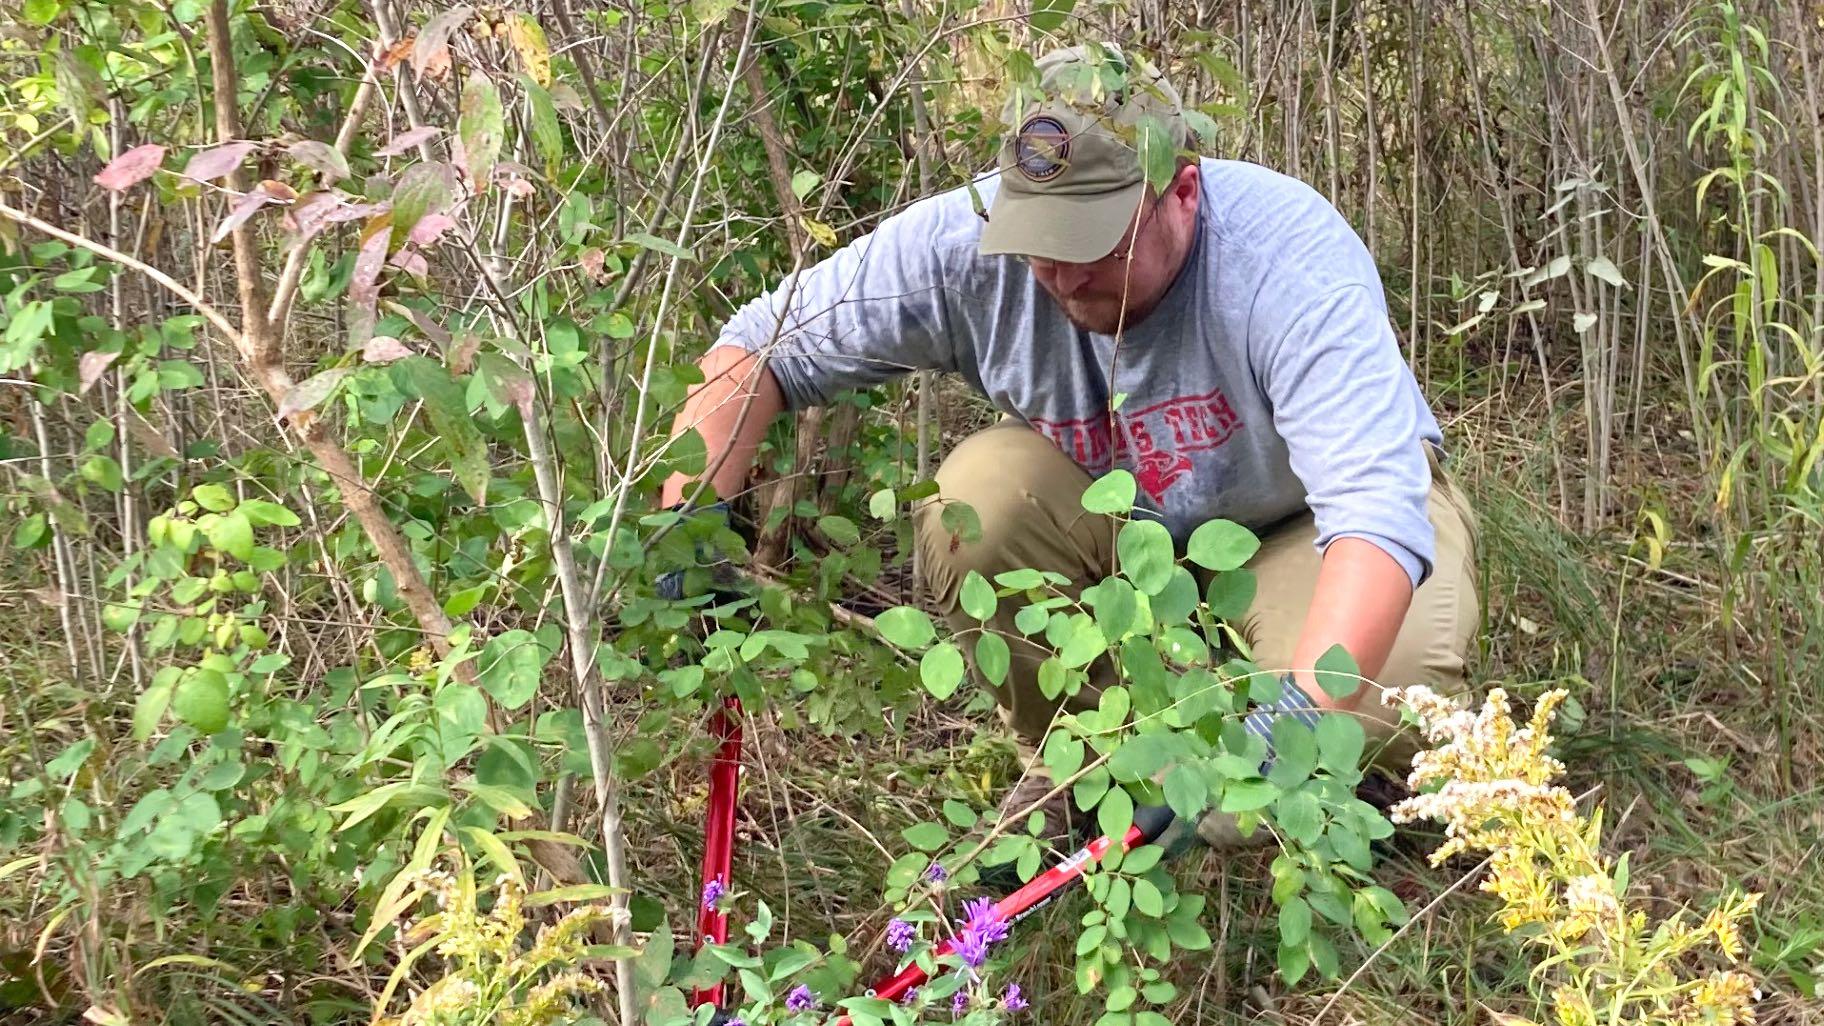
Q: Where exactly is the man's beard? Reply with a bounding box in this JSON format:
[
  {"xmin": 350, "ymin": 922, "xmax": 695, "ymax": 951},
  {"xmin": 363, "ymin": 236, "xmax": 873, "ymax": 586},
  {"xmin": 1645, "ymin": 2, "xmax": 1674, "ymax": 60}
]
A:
[{"xmin": 1055, "ymin": 291, "xmax": 1157, "ymax": 335}]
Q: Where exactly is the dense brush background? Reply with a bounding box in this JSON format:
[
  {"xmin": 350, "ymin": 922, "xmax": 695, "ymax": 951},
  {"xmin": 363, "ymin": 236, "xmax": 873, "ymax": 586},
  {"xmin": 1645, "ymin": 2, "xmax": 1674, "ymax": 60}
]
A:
[{"xmin": 2, "ymin": 0, "xmax": 1821, "ymax": 1024}]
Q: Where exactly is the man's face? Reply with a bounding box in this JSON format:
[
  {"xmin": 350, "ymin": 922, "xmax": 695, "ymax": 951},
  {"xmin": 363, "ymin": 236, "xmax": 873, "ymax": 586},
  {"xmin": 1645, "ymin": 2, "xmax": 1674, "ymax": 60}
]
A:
[{"xmin": 1026, "ymin": 165, "xmax": 1200, "ymax": 335}]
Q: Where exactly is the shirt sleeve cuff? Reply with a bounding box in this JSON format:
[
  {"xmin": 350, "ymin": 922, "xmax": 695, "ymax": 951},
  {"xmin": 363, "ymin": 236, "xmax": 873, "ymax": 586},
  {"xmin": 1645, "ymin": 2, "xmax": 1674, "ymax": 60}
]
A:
[{"xmin": 1325, "ymin": 530, "xmax": 1429, "ymax": 589}]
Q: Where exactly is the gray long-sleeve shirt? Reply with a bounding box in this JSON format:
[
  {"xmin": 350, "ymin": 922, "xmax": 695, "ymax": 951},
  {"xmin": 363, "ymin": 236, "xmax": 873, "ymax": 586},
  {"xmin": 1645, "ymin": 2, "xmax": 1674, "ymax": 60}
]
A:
[{"xmin": 709, "ymin": 158, "xmax": 1444, "ymax": 586}]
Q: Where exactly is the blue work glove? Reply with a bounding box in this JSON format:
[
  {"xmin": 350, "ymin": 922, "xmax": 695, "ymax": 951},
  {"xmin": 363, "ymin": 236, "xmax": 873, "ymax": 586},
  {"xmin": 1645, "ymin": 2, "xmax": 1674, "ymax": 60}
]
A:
[
  {"xmin": 1240, "ymin": 671, "xmax": 1324, "ymax": 773},
  {"xmin": 652, "ymin": 500, "xmax": 746, "ymax": 603}
]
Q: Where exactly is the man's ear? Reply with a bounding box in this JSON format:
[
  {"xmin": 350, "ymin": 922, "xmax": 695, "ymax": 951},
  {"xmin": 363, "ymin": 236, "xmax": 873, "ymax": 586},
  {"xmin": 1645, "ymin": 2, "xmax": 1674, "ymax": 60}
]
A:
[{"xmin": 1170, "ymin": 162, "xmax": 1201, "ymax": 220}]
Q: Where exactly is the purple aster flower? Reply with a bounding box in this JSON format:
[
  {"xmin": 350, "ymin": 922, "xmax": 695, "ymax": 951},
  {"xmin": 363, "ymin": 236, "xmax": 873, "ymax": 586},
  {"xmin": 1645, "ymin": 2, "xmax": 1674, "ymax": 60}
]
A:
[
  {"xmin": 886, "ymin": 917, "xmax": 916, "ymax": 952},
  {"xmin": 954, "ymin": 928, "xmax": 990, "ymax": 968},
  {"xmin": 946, "ymin": 896, "xmax": 1012, "ymax": 969},
  {"xmin": 1001, "ymin": 984, "xmax": 1028, "ymax": 1013},
  {"xmin": 726, "ymin": 1019, "xmax": 745, "ymax": 1026},
  {"xmin": 785, "ymin": 984, "xmax": 818, "ymax": 1014},
  {"xmin": 901, "ymin": 988, "xmax": 919, "ymax": 1006},
  {"xmin": 952, "ymin": 991, "xmax": 971, "ymax": 1015},
  {"xmin": 701, "ymin": 877, "xmax": 726, "ymax": 911},
  {"xmin": 924, "ymin": 862, "xmax": 948, "ymax": 883}
]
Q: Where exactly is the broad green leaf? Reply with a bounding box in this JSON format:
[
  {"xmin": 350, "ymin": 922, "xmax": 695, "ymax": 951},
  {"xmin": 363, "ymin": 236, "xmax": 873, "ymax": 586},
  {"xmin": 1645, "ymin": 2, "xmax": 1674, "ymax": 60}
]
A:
[
  {"xmin": 1108, "ymin": 733, "xmax": 1170, "ymax": 783},
  {"xmin": 1162, "ymin": 764, "xmax": 1207, "ymax": 820},
  {"xmin": 959, "ymin": 570, "xmax": 997, "ymax": 621},
  {"xmin": 435, "ymin": 683, "xmax": 489, "ymax": 738},
  {"xmin": 1315, "ymin": 714, "xmax": 1365, "ymax": 773},
  {"xmin": 1096, "ymin": 785, "xmax": 1134, "ymax": 838},
  {"xmin": 1273, "ymin": 789, "xmax": 1323, "ymax": 846},
  {"xmin": 868, "ymin": 488, "xmax": 896, "ymax": 521},
  {"xmin": 389, "ymin": 356, "xmax": 489, "ymax": 503},
  {"xmin": 80, "ymin": 455, "xmax": 122, "ymax": 491},
  {"xmin": 919, "ymin": 643, "xmax": 965, "ymax": 699},
  {"xmin": 206, "ymin": 511, "xmax": 255, "ymax": 561},
  {"xmin": 626, "ymin": 231, "xmax": 693, "ymax": 260},
  {"xmin": 1116, "ymin": 519, "xmax": 1175, "ymax": 595},
  {"xmin": 1058, "ymin": 615, "xmax": 1106, "ymax": 669},
  {"xmin": 526, "ymin": 80, "xmax": 563, "ymax": 164},
  {"xmin": 1219, "ymin": 778, "xmax": 1278, "ymax": 813},
  {"xmin": 1135, "ymin": 114, "xmax": 1178, "ymax": 193},
  {"xmin": 457, "ymin": 71, "xmax": 504, "ymax": 188},
  {"xmin": 1043, "ymin": 732, "xmax": 1085, "ymax": 778},
  {"xmin": 1029, "ymin": 0, "xmax": 1076, "ymax": 33},
  {"xmin": 1186, "ymin": 519, "xmax": 1259, "ymax": 571},
  {"xmin": 239, "ymin": 499, "xmax": 300, "ymax": 527},
  {"xmin": 1204, "ymin": 569, "xmax": 1257, "ymax": 621},
  {"xmin": 975, "ymin": 632, "xmax": 1010, "ymax": 686},
  {"xmin": 173, "ymin": 669, "xmax": 229, "ymax": 734},
  {"xmin": 1087, "ymin": 577, "xmax": 1138, "ymax": 640},
  {"xmin": 817, "ymin": 514, "xmax": 860, "ymax": 547},
  {"xmin": 616, "ymin": 738, "xmax": 664, "ymax": 779},
  {"xmin": 940, "ymin": 501, "xmax": 982, "ymax": 544},
  {"xmin": 901, "ymin": 821, "xmax": 947, "ymax": 851},
  {"xmin": 389, "ymin": 162, "xmax": 458, "ymax": 248},
  {"xmin": 1278, "ymin": 941, "xmax": 1310, "ymax": 985},
  {"xmin": 1266, "ymin": 717, "xmax": 1318, "ymax": 788},
  {"xmin": 192, "ymin": 483, "xmax": 235, "ymax": 512},
  {"xmin": 941, "ymin": 799, "xmax": 978, "ymax": 828},
  {"xmin": 1132, "ymin": 878, "xmax": 1164, "ymax": 917},
  {"xmin": 476, "ymin": 629, "xmax": 551, "ymax": 710},
  {"xmin": 875, "ymin": 606, "xmax": 935, "ymax": 649},
  {"xmin": 1081, "ymin": 469, "xmax": 1137, "ymax": 514},
  {"xmin": 1313, "ymin": 643, "xmax": 1362, "ymax": 699},
  {"xmin": 1279, "ymin": 896, "xmax": 1312, "ymax": 945},
  {"xmin": 134, "ymin": 671, "xmax": 177, "ymax": 739}
]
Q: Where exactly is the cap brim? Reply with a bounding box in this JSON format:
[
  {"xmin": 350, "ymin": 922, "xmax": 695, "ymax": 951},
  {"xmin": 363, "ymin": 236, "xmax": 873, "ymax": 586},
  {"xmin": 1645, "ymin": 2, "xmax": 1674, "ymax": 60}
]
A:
[{"xmin": 977, "ymin": 179, "xmax": 1148, "ymax": 262}]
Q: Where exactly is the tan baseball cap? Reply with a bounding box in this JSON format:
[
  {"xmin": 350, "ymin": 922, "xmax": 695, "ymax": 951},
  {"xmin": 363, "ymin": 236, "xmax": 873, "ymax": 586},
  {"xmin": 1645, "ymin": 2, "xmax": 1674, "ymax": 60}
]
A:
[{"xmin": 978, "ymin": 44, "xmax": 1189, "ymax": 262}]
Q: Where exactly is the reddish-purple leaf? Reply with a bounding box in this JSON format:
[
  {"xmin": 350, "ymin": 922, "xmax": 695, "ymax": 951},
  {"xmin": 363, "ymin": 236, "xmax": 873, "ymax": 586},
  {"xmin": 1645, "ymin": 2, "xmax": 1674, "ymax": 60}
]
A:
[
  {"xmin": 78, "ymin": 351, "xmax": 120, "ymax": 394},
  {"xmin": 376, "ymin": 126, "xmax": 444, "ymax": 158},
  {"xmin": 362, "ymin": 336, "xmax": 414, "ymax": 364},
  {"xmin": 211, "ymin": 185, "xmax": 282, "ymax": 244},
  {"xmin": 407, "ymin": 213, "xmax": 456, "ymax": 247},
  {"xmin": 348, "ymin": 219, "xmax": 391, "ymax": 345},
  {"xmin": 277, "ymin": 368, "xmax": 351, "ymax": 421},
  {"xmin": 389, "ymin": 248, "xmax": 429, "ymax": 276},
  {"xmin": 501, "ymin": 177, "xmax": 534, "ymax": 199},
  {"xmin": 283, "ymin": 191, "xmax": 345, "ymax": 240},
  {"xmin": 94, "ymin": 144, "xmax": 165, "ymax": 192},
  {"xmin": 385, "ymin": 302, "xmax": 452, "ymax": 346},
  {"xmin": 286, "ymin": 140, "xmax": 350, "ymax": 182},
  {"xmin": 182, "ymin": 141, "xmax": 258, "ymax": 183},
  {"xmin": 411, "ymin": 6, "xmax": 475, "ymax": 80}
]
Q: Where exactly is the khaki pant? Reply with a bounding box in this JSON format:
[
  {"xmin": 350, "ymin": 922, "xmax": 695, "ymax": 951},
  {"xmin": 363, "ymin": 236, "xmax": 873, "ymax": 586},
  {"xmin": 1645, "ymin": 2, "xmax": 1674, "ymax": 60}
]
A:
[{"xmin": 913, "ymin": 421, "xmax": 1481, "ymax": 845}]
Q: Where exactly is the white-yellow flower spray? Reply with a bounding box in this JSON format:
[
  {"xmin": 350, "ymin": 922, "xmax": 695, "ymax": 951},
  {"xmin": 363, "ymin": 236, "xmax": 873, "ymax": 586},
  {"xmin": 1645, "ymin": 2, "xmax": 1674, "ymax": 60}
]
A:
[{"xmin": 1384, "ymin": 686, "xmax": 1762, "ymax": 1026}]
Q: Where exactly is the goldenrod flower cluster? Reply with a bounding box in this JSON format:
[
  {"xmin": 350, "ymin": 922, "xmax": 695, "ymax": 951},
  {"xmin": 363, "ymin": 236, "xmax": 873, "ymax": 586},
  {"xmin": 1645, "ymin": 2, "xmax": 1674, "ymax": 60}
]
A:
[
  {"xmin": 375, "ymin": 858, "xmax": 613, "ymax": 1026},
  {"xmin": 1383, "ymin": 686, "xmax": 1764, "ymax": 1026}
]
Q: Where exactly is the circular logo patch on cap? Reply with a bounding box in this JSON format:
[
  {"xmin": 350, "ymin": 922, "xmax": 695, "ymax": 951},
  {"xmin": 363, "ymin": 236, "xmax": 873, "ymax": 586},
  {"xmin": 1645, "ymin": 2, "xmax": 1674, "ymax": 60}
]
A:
[{"xmin": 1014, "ymin": 115, "xmax": 1071, "ymax": 181}]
